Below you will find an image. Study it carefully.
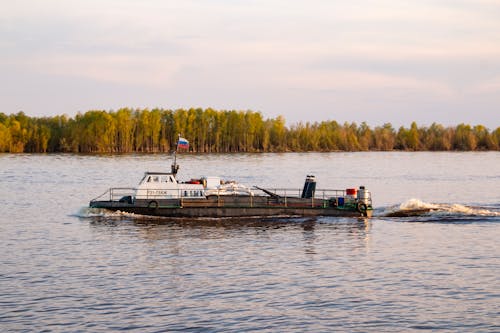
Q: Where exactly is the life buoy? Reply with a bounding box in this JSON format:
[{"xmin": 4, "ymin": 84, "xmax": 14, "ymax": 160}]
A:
[
  {"xmin": 148, "ymin": 200, "xmax": 159, "ymax": 209},
  {"xmin": 357, "ymin": 202, "xmax": 367, "ymax": 213}
]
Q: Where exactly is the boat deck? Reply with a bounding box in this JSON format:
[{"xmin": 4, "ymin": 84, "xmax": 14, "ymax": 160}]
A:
[{"xmin": 90, "ymin": 187, "xmax": 373, "ymax": 218}]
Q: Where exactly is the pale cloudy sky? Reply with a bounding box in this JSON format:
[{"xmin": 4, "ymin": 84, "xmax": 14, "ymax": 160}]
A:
[{"xmin": 2, "ymin": 0, "xmax": 500, "ymax": 127}]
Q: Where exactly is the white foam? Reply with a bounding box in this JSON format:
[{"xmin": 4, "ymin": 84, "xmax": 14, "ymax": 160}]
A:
[
  {"xmin": 74, "ymin": 206, "xmax": 139, "ymax": 218},
  {"xmin": 399, "ymin": 198, "xmax": 439, "ymax": 211},
  {"xmin": 434, "ymin": 203, "xmax": 500, "ymax": 217},
  {"xmin": 388, "ymin": 199, "xmax": 500, "ymax": 217}
]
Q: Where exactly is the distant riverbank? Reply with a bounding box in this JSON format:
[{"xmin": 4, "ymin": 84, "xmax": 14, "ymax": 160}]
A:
[{"xmin": 1, "ymin": 108, "xmax": 499, "ymax": 153}]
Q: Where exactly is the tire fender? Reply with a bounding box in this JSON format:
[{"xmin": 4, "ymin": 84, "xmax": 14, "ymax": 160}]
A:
[{"xmin": 357, "ymin": 202, "xmax": 367, "ymax": 213}]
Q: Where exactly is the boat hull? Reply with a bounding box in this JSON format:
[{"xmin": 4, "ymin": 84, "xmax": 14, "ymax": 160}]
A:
[{"xmin": 89, "ymin": 196, "xmax": 372, "ymax": 218}]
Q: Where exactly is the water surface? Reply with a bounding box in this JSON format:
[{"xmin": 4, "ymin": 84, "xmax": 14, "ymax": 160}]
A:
[{"xmin": 1, "ymin": 152, "xmax": 499, "ymax": 332}]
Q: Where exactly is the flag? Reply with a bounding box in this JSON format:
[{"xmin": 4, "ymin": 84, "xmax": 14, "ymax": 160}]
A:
[{"xmin": 177, "ymin": 137, "xmax": 189, "ymax": 150}]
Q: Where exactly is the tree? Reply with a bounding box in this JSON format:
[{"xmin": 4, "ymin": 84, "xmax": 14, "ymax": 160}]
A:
[
  {"xmin": 0, "ymin": 109, "xmax": 498, "ymax": 153},
  {"xmin": 454, "ymin": 124, "xmax": 477, "ymax": 150},
  {"xmin": 114, "ymin": 108, "xmax": 135, "ymax": 152},
  {"xmin": 373, "ymin": 123, "xmax": 395, "ymax": 150},
  {"xmin": 473, "ymin": 125, "xmax": 492, "ymax": 150},
  {"xmin": 0, "ymin": 122, "xmax": 11, "ymax": 152},
  {"xmin": 357, "ymin": 122, "xmax": 373, "ymax": 151}
]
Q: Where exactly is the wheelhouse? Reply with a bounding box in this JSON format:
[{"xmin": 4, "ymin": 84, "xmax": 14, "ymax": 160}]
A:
[{"xmin": 135, "ymin": 172, "xmax": 205, "ymax": 199}]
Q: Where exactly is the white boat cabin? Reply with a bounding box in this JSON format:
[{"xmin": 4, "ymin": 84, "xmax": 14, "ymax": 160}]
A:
[
  {"xmin": 134, "ymin": 172, "xmax": 253, "ymax": 200},
  {"xmin": 135, "ymin": 172, "xmax": 205, "ymax": 199}
]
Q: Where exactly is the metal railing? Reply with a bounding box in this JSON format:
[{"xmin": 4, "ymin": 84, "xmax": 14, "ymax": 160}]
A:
[
  {"xmin": 91, "ymin": 186, "xmax": 372, "ymax": 208},
  {"xmin": 91, "ymin": 188, "xmax": 135, "ymax": 202},
  {"xmin": 251, "ymin": 188, "xmax": 348, "ymax": 199}
]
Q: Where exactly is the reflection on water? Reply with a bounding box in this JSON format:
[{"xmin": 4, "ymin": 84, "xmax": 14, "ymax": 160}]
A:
[{"xmin": 87, "ymin": 215, "xmax": 372, "ymax": 249}]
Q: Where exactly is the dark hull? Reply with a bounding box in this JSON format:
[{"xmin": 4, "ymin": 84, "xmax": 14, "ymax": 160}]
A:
[{"xmin": 89, "ymin": 196, "xmax": 372, "ymax": 218}]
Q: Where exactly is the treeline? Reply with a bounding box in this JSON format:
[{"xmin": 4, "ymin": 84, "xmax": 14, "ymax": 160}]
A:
[{"xmin": 0, "ymin": 108, "xmax": 499, "ymax": 153}]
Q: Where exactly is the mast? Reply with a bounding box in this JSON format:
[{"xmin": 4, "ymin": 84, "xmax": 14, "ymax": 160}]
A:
[{"xmin": 171, "ymin": 134, "xmax": 180, "ymax": 176}]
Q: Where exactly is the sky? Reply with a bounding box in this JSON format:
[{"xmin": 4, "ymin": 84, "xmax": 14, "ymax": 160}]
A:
[{"xmin": 1, "ymin": 0, "xmax": 500, "ymax": 127}]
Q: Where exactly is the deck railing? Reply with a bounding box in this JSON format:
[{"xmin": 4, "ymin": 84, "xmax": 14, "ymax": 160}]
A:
[
  {"xmin": 91, "ymin": 187, "xmax": 372, "ymax": 208},
  {"xmin": 251, "ymin": 188, "xmax": 348, "ymax": 199},
  {"xmin": 91, "ymin": 188, "xmax": 135, "ymax": 202}
]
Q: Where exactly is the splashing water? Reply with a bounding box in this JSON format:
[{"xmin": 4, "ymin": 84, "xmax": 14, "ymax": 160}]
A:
[
  {"xmin": 384, "ymin": 198, "xmax": 500, "ymax": 217},
  {"xmin": 74, "ymin": 207, "xmax": 141, "ymax": 219},
  {"xmin": 433, "ymin": 203, "xmax": 500, "ymax": 217},
  {"xmin": 399, "ymin": 198, "xmax": 439, "ymax": 211}
]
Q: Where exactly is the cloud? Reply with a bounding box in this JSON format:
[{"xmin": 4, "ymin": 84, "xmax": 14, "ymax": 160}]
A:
[
  {"xmin": 283, "ymin": 70, "xmax": 454, "ymax": 96},
  {"xmin": 471, "ymin": 76, "xmax": 500, "ymax": 94},
  {"xmin": 12, "ymin": 53, "xmax": 184, "ymax": 87},
  {"xmin": 1, "ymin": 0, "xmax": 500, "ymax": 126}
]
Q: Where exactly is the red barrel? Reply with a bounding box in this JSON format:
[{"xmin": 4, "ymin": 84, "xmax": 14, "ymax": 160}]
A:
[{"xmin": 346, "ymin": 188, "xmax": 357, "ymax": 196}]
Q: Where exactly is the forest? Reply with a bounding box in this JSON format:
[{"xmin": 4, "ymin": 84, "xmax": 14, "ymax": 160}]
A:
[{"xmin": 0, "ymin": 108, "xmax": 499, "ymax": 153}]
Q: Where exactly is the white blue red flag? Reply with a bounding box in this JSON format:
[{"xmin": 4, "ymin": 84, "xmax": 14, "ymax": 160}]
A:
[{"xmin": 177, "ymin": 137, "xmax": 189, "ymax": 149}]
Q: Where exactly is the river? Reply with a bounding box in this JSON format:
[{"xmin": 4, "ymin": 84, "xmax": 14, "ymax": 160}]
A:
[{"xmin": 1, "ymin": 152, "xmax": 499, "ymax": 332}]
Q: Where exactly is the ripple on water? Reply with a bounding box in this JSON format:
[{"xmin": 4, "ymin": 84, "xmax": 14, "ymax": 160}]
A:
[{"xmin": 0, "ymin": 153, "xmax": 499, "ymax": 332}]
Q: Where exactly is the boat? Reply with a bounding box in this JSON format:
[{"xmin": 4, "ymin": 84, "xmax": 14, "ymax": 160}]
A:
[
  {"xmin": 89, "ymin": 168, "xmax": 373, "ymax": 218},
  {"xmin": 89, "ymin": 138, "xmax": 373, "ymax": 218},
  {"xmin": 89, "ymin": 172, "xmax": 373, "ymax": 218}
]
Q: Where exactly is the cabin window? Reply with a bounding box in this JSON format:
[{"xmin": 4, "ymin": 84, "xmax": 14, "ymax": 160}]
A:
[
  {"xmin": 161, "ymin": 176, "xmax": 169, "ymax": 182},
  {"xmin": 184, "ymin": 191, "xmax": 187, "ymax": 197},
  {"xmin": 169, "ymin": 176, "xmax": 174, "ymax": 182},
  {"xmin": 152, "ymin": 176, "xmax": 159, "ymax": 182},
  {"xmin": 147, "ymin": 176, "xmax": 152, "ymax": 182}
]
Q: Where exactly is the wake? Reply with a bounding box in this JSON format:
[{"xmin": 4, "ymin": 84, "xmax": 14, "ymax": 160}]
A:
[
  {"xmin": 74, "ymin": 201, "xmax": 500, "ymax": 224},
  {"xmin": 383, "ymin": 199, "xmax": 500, "ymax": 218},
  {"xmin": 73, "ymin": 207, "xmax": 150, "ymax": 219}
]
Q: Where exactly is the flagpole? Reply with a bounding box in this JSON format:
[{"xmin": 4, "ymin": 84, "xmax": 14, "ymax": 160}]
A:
[{"xmin": 171, "ymin": 133, "xmax": 180, "ymax": 176}]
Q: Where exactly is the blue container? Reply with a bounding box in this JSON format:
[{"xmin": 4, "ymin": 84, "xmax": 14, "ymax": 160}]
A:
[{"xmin": 338, "ymin": 197, "xmax": 344, "ymax": 206}]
